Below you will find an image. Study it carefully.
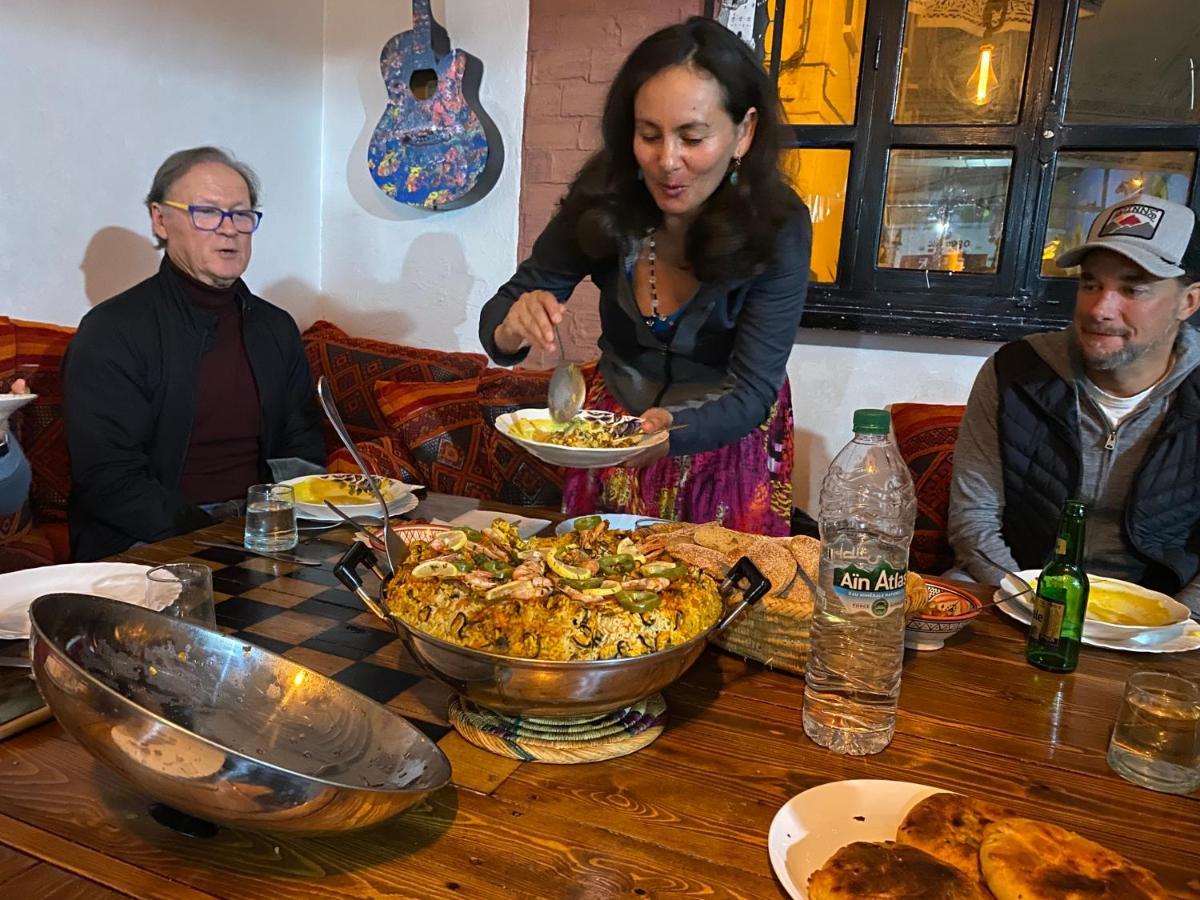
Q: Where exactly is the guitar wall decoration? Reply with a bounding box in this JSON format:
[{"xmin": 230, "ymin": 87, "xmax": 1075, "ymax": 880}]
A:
[{"xmin": 367, "ymin": 0, "xmax": 503, "ymax": 211}]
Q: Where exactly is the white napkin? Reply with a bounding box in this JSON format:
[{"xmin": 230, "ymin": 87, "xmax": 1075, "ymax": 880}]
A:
[{"xmin": 443, "ymin": 509, "xmax": 553, "ymax": 540}]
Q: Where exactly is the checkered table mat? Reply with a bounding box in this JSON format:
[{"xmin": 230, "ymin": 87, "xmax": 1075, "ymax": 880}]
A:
[{"xmin": 190, "ymin": 537, "xmax": 453, "ymax": 746}]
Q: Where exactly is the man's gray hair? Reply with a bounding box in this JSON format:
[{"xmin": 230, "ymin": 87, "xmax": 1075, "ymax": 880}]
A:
[{"xmin": 145, "ymin": 147, "xmax": 262, "ymax": 248}]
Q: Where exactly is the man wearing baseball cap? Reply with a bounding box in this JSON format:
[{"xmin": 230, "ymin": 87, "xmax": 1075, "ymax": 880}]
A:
[{"xmin": 949, "ymin": 194, "xmax": 1200, "ymax": 613}]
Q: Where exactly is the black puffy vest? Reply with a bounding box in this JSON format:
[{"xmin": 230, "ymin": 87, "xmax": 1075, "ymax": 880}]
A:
[{"xmin": 994, "ymin": 341, "xmax": 1200, "ymax": 594}]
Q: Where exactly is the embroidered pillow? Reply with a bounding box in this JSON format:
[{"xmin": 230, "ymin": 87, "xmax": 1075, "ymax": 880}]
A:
[
  {"xmin": 891, "ymin": 402, "xmax": 967, "ymax": 574},
  {"xmin": 374, "ymin": 379, "xmax": 496, "ymax": 499}
]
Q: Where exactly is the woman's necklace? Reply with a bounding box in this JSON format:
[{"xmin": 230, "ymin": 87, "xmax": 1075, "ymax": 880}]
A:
[{"xmin": 644, "ymin": 228, "xmax": 664, "ymax": 326}]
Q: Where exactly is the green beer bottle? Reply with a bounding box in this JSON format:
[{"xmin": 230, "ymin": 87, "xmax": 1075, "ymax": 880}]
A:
[{"xmin": 1026, "ymin": 500, "xmax": 1090, "ymax": 673}]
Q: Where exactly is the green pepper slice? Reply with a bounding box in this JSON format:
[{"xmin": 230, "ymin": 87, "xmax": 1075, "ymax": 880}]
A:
[
  {"xmin": 461, "ymin": 527, "xmax": 484, "ymax": 543},
  {"xmin": 616, "ymin": 590, "xmax": 661, "ymax": 613},
  {"xmin": 452, "ymin": 559, "xmax": 474, "ymax": 573},
  {"xmin": 599, "ymin": 553, "xmax": 636, "ymax": 575},
  {"xmin": 481, "ymin": 560, "xmax": 513, "ymax": 579},
  {"xmin": 572, "ymin": 515, "xmax": 602, "ymax": 532}
]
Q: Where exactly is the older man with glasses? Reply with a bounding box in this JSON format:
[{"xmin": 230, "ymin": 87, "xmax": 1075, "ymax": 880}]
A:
[{"xmin": 64, "ymin": 147, "xmax": 325, "ymax": 561}]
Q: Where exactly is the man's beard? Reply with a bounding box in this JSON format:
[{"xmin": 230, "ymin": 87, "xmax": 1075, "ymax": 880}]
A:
[{"xmin": 1074, "ymin": 324, "xmax": 1174, "ymax": 372}]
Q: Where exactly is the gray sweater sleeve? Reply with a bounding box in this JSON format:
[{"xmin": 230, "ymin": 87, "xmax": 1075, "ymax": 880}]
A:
[{"xmin": 948, "ymin": 356, "xmax": 1022, "ymax": 582}]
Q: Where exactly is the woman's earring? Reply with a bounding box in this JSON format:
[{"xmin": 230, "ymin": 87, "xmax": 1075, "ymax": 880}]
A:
[
  {"xmin": 637, "ymin": 168, "xmax": 645, "ymax": 182},
  {"xmin": 729, "ymin": 156, "xmax": 742, "ymax": 186}
]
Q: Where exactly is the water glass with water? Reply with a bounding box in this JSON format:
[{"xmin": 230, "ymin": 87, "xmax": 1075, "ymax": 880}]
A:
[
  {"xmin": 1107, "ymin": 671, "xmax": 1200, "ymax": 795},
  {"xmin": 244, "ymin": 483, "xmax": 298, "ymax": 552},
  {"xmin": 146, "ymin": 563, "xmax": 216, "ymax": 629}
]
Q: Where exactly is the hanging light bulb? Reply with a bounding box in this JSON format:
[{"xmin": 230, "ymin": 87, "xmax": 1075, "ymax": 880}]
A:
[{"xmin": 968, "ymin": 44, "xmax": 998, "ymax": 106}]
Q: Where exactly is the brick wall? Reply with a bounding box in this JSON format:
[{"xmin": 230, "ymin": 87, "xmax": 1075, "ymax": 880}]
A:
[{"xmin": 518, "ymin": 0, "xmax": 703, "ymax": 367}]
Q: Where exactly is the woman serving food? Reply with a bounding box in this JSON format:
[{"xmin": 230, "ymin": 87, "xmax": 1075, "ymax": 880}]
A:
[{"xmin": 479, "ymin": 18, "xmax": 811, "ymax": 536}]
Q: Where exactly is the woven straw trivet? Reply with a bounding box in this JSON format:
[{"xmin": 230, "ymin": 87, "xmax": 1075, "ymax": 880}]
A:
[{"xmin": 448, "ymin": 694, "xmax": 667, "ymax": 763}]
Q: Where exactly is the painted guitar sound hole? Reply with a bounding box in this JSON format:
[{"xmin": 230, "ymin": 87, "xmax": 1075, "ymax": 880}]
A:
[{"xmin": 409, "ymin": 68, "xmax": 438, "ymax": 100}]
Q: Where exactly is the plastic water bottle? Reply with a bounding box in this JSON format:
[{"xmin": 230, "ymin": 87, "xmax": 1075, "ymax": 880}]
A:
[{"xmin": 803, "ymin": 409, "xmax": 916, "ymax": 756}]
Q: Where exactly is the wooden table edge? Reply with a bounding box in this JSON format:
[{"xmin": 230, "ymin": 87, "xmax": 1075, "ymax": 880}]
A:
[{"xmin": 0, "ymin": 811, "xmax": 218, "ymax": 900}]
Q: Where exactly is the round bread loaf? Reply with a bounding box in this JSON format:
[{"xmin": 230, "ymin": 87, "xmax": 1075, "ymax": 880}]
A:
[
  {"xmin": 980, "ymin": 818, "xmax": 1168, "ymax": 900},
  {"xmin": 808, "ymin": 841, "xmax": 990, "ymax": 899},
  {"xmin": 897, "ymin": 792, "xmax": 1017, "ymax": 884}
]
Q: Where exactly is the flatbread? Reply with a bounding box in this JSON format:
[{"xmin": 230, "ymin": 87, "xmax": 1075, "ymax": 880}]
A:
[
  {"xmin": 668, "ymin": 543, "xmax": 730, "ymax": 579},
  {"xmin": 693, "ymin": 523, "xmax": 758, "ymax": 558},
  {"xmin": 980, "ymin": 818, "xmax": 1168, "ymax": 900},
  {"xmin": 788, "ymin": 535, "xmax": 821, "ymax": 582},
  {"xmin": 897, "ymin": 792, "xmax": 1017, "ymax": 884},
  {"xmin": 808, "ymin": 841, "xmax": 990, "ymax": 899},
  {"xmin": 904, "ymin": 572, "xmax": 930, "ymax": 618},
  {"xmin": 745, "ymin": 539, "xmax": 797, "ymax": 596}
]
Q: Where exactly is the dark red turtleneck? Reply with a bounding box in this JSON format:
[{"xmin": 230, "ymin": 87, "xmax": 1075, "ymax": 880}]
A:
[{"xmin": 171, "ymin": 259, "xmax": 262, "ymax": 504}]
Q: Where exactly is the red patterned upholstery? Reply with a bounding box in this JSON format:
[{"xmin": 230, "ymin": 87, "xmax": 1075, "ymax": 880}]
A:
[
  {"xmin": 891, "ymin": 402, "xmax": 966, "ymax": 575},
  {"xmin": 374, "ymin": 379, "xmax": 496, "ymax": 499},
  {"xmin": 0, "ymin": 316, "xmax": 76, "ymax": 570},
  {"xmin": 327, "ymin": 436, "xmax": 424, "ymax": 485},
  {"xmin": 302, "ymin": 320, "xmax": 487, "ymax": 454},
  {"xmin": 478, "ymin": 369, "xmax": 565, "ymax": 507}
]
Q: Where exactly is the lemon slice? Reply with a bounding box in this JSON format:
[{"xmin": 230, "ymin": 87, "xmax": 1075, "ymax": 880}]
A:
[
  {"xmin": 432, "ymin": 530, "xmax": 468, "ymax": 551},
  {"xmin": 411, "ymin": 560, "xmax": 461, "ymax": 579},
  {"xmin": 617, "ymin": 538, "xmax": 646, "ymax": 563},
  {"xmin": 545, "ymin": 548, "xmax": 591, "ymax": 580},
  {"xmin": 582, "ymin": 580, "xmax": 621, "ymax": 597}
]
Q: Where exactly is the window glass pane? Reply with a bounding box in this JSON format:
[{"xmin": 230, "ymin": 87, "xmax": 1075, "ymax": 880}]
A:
[
  {"xmin": 879, "ymin": 150, "xmax": 1013, "ymax": 274},
  {"xmin": 895, "ymin": 0, "xmax": 1036, "ymax": 124},
  {"xmin": 780, "ymin": 148, "xmax": 851, "ymax": 283},
  {"xmin": 763, "ymin": 0, "xmax": 866, "ymax": 125},
  {"xmin": 1065, "ymin": 0, "xmax": 1200, "ymax": 123},
  {"xmin": 1041, "ymin": 150, "xmax": 1197, "ymax": 276}
]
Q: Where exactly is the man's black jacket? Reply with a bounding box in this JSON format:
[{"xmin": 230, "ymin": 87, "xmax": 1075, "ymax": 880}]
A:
[{"xmin": 64, "ymin": 260, "xmax": 325, "ymax": 561}]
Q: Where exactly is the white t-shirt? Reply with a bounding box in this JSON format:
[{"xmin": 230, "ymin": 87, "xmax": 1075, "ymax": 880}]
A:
[{"xmin": 1083, "ymin": 377, "xmax": 1162, "ymax": 429}]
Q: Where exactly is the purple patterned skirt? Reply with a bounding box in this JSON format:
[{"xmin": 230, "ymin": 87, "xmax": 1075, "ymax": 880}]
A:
[{"xmin": 562, "ymin": 365, "xmax": 794, "ymax": 536}]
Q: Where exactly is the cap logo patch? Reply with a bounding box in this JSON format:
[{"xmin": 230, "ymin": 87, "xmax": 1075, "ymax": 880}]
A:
[{"xmin": 1098, "ymin": 203, "xmax": 1163, "ymax": 240}]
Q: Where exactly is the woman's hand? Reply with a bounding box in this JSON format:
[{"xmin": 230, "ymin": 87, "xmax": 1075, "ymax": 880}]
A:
[
  {"xmin": 623, "ymin": 407, "xmax": 673, "ymax": 468},
  {"xmin": 494, "ymin": 290, "xmax": 563, "ymax": 355}
]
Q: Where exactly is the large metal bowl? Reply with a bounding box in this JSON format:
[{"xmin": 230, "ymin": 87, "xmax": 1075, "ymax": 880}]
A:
[
  {"xmin": 30, "ymin": 593, "xmax": 451, "ymax": 834},
  {"xmin": 336, "ymin": 543, "xmax": 768, "ymax": 718}
]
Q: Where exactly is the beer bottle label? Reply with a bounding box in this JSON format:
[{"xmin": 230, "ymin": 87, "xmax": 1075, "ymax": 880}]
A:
[
  {"xmin": 1030, "ymin": 595, "xmax": 1065, "ymax": 648},
  {"xmin": 832, "ymin": 561, "xmax": 907, "ymax": 617}
]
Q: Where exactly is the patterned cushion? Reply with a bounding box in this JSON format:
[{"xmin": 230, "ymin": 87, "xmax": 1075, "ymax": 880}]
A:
[
  {"xmin": 301, "ymin": 320, "xmax": 488, "ymax": 452},
  {"xmin": 477, "ymin": 369, "xmax": 565, "ymax": 507},
  {"xmin": 891, "ymin": 402, "xmax": 967, "ymax": 574},
  {"xmin": 375, "ymin": 379, "xmax": 496, "ymax": 499},
  {"xmin": 327, "ymin": 437, "xmax": 424, "ymax": 486},
  {"xmin": 8, "ymin": 318, "xmax": 75, "ymax": 525}
]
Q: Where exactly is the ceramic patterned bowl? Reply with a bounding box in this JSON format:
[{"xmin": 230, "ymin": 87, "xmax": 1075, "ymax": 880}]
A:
[{"xmin": 904, "ymin": 578, "xmax": 984, "ymax": 651}]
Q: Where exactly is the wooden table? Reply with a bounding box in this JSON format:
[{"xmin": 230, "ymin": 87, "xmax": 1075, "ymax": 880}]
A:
[{"xmin": 0, "ymin": 507, "xmax": 1197, "ymax": 898}]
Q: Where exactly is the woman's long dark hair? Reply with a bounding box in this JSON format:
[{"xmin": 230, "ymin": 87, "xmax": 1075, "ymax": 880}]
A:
[{"xmin": 558, "ymin": 17, "xmax": 802, "ymax": 282}]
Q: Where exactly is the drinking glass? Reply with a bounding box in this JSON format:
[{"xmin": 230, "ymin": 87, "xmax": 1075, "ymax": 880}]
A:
[
  {"xmin": 146, "ymin": 564, "xmax": 216, "ymax": 629},
  {"xmin": 244, "ymin": 483, "xmax": 298, "ymax": 552},
  {"xmin": 1107, "ymin": 671, "xmax": 1200, "ymax": 795}
]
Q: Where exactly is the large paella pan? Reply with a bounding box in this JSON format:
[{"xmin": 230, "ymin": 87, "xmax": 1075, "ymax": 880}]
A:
[{"xmin": 335, "ymin": 518, "xmax": 769, "ymax": 717}]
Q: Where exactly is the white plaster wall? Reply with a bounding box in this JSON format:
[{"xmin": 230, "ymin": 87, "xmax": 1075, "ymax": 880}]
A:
[
  {"xmin": 0, "ymin": 1, "xmax": 325, "ymax": 326},
  {"xmin": 317, "ymin": 0, "xmax": 528, "ymax": 351},
  {"xmin": 788, "ymin": 331, "xmax": 999, "ymax": 514}
]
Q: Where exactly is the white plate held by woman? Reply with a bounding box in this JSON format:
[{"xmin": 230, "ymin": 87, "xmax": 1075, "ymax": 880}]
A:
[
  {"xmin": 496, "ymin": 408, "xmax": 668, "ymax": 469},
  {"xmin": 768, "ymin": 780, "xmax": 950, "ymax": 899},
  {"xmin": 0, "ymin": 563, "xmax": 164, "ymax": 640}
]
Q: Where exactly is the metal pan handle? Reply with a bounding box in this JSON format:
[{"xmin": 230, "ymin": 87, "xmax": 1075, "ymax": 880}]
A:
[
  {"xmin": 334, "ymin": 541, "xmax": 393, "ymax": 625},
  {"xmin": 714, "ymin": 556, "xmax": 770, "ymax": 632}
]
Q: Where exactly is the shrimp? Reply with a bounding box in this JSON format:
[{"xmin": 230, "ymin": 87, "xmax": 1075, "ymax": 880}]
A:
[
  {"xmin": 620, "ymin": 577, "xmax": 671, "ymax": 593},
  {"xmin": 463, "ymin": 572, "xmax": 498, "ymax": 591},
  {"xmin": 512, "ymin": 558, "xmax": 546, "ymax": 580}
]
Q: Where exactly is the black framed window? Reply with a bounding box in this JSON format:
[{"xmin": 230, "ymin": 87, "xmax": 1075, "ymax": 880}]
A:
[{"xmin": 708, "ymin": 0, "xmax": 1200, "ymax": 341}]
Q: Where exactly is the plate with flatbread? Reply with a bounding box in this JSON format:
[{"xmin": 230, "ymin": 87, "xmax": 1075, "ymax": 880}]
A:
[{"xmin": 768, "ymin": 779, "xmax": 951, "ymax": 899}]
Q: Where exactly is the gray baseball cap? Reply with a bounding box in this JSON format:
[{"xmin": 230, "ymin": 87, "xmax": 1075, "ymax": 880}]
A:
[{"xmin": 1056, "ymin": 193, "xmax": 1199, "ymax": 279}]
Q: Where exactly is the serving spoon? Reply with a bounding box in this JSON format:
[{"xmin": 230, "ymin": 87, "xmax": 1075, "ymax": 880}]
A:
[
  {"xmin": 547, "ymin": 323, "xmax": 586, "ymax": 424},
  {"xmin": 316, "ymin": 376, "xmax": 404, "ymax": 577}
]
